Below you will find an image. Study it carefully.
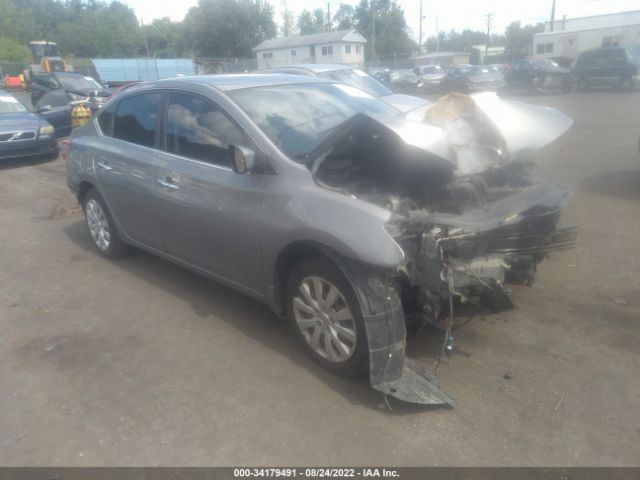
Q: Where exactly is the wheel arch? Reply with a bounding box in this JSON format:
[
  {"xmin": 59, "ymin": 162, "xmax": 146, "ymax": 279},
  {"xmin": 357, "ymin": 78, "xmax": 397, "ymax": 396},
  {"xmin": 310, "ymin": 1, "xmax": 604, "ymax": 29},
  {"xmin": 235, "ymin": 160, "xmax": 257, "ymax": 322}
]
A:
[
  {"xmin": 273, "ymin": 240, "xmax": 347, "ymax": 317},
  {"xmin": 77, "ymin": 180, "xmax": 96, "ymax": 204}
]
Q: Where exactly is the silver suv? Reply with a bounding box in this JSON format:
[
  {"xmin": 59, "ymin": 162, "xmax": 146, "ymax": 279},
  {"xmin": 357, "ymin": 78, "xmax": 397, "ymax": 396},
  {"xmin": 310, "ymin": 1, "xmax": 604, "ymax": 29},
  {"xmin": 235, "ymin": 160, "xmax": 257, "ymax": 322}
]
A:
[{"xmin": 66, "ymin": 75, "xmax": 576, "ymax": 406}]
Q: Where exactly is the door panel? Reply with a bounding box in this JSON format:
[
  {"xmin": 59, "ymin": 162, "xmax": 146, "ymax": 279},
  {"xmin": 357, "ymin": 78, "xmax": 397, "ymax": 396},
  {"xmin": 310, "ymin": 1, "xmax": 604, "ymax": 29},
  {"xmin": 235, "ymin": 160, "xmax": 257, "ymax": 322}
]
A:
[
  {"xmin": 155, "ymin": 155, "xmax": 265, "ymax": 292},
  {"xmin": 94, "ymin": 138, "xmax": 164, "ymax": 250},
  {"xmin": 154, "ymin": 92, "xmax": 265, "ymax": 293},
  {"xmin": 94, "ymin": 92, "xmax": 164, "ymax": 250}
]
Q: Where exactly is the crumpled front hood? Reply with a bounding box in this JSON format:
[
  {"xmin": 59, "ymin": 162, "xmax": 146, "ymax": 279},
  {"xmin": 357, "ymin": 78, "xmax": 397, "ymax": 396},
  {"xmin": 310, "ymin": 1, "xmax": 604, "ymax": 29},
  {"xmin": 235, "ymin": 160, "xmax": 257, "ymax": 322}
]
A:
[
  {"xmin": 308, "ymin": 112, "xmax": 455, "ymax": 176},
  {"xmin": 308, "ymin": 93, "xmax": 572, "ymax": 179}
]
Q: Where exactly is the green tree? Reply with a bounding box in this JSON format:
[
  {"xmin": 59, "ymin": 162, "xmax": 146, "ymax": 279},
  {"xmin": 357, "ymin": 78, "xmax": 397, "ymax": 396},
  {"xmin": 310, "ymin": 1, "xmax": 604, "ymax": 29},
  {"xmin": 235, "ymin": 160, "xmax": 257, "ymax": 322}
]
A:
[
  {"xmin": 297, "ymin": 8, "xmax": 326, "ymax": 35},
  {"xmin": 353, "ymin": 0, "xmax": 416, "ymax": 59},
  {"xmin": 504, "ymin": 21, "xmax": 544, "ymax": 61},
  {"xmin": 185, "ymin": 0, "xmax": 276, "ymax": 58},
  {"xmin": 333, "ymin": 4, "xmax": 355, "ymax": 30},
  {"xmin": 281, "ymin": 1, "xmax": 294, "ymax": 36},
  {"xmin": 0, "ymin": 37, "xmax": 32, "ymax": 62}
]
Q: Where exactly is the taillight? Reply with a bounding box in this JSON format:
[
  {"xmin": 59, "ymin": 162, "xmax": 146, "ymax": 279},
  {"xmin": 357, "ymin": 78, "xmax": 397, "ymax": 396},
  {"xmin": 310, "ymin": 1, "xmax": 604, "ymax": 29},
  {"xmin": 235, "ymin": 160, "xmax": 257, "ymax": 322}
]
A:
[{"xmin": 59, "ymin": 137, "xmax": 72, "ymax": 161}]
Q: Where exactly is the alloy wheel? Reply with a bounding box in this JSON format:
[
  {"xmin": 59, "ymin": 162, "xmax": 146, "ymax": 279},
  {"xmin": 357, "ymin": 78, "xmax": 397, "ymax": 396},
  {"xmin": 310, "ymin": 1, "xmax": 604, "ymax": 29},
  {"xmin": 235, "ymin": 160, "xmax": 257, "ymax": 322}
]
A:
[
  {"xmin": 85, "ymin": 198, "xmax": 111, "ymax": 251},
  {"xmin": 292, "ymin": 276, "xmax": 357, "ymax": 363}
]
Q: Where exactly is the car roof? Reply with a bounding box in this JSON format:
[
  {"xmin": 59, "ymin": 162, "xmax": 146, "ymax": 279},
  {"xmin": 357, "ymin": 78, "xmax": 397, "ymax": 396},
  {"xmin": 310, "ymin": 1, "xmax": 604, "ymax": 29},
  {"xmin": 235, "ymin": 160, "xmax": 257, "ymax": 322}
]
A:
[
  {"xmin": 259, "ymin": 64, "xmax": 355, "ymax": 74},
  {"xmin": 126, "ymin": 73, "xmax": 333, "ymax": 93}
]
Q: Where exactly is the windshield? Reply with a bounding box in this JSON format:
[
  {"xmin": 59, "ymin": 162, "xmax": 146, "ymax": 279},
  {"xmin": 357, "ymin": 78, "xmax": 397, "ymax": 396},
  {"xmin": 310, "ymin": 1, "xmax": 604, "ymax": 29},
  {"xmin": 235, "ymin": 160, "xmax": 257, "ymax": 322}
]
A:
[
  {"xmin": 57, "ymin": 76, "xmax": 102, "ymax": 93},
  {"xmin": 390, "ymin": 70, "xmax": 418, "ymax": 82},
  {"xmin": 418, "ymin": 65, "xmax": 442, "ymax": 74},
  {"xmin": 533, "ymin": 59, "xmax": 560, "ymax": 68},
  {"xmin": 229, "ymin": 82, "xmax": 398, "ymax": 160},
  {"xmin": 0, "ymin": 94, "xmax": 29, "ymax": 114},
  {"xmin": 317, "ymin": 68, "xmax": 392, "ymax": 97}
]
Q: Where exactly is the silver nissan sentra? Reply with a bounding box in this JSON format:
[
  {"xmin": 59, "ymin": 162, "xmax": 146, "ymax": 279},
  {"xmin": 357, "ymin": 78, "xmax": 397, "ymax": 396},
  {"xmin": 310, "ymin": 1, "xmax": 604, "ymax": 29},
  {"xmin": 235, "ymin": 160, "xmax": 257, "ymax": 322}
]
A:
[{"xmin": 66, "ymin": 74, "xmax": 576, "ymax": 406}]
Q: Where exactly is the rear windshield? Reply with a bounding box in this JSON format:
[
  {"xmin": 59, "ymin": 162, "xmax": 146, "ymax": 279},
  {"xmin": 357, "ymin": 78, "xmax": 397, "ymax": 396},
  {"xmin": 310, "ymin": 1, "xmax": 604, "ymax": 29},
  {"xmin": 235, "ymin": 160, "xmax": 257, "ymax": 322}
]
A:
[{"xmin": 317, "ymin": 68, "xmax": 392, "ymax": 97}]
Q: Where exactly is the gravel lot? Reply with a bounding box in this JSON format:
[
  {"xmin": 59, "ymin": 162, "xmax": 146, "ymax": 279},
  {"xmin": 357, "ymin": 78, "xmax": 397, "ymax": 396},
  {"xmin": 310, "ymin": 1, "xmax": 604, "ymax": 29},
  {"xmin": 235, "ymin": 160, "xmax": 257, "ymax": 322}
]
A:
[{"xmin": 1, "ymin": 89, "xmax": 639, "ymax": 466}]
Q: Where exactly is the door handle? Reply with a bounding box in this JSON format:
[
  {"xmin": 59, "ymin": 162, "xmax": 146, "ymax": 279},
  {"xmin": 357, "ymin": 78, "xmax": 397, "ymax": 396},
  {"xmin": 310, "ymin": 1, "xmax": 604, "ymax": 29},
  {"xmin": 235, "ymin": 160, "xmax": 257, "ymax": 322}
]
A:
[
  {"xmin": 96, "ymin": 161, "xmax": 112, "ymax": 171},
  {"xmin": 158, "ymin": 177, "xmax": 179, "ymax": 190}
]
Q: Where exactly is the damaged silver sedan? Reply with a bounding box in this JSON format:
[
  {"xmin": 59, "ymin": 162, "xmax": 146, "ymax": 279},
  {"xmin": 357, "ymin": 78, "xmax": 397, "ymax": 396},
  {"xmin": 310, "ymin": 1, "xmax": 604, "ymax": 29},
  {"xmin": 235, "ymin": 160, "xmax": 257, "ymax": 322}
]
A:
[{"xmin": 65, "ymin": 75, "xmax": 576, "ymax": 407}]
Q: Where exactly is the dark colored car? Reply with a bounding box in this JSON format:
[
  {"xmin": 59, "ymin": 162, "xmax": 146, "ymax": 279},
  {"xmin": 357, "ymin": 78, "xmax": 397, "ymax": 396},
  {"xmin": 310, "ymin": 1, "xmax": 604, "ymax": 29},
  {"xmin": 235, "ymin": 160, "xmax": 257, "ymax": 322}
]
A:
[
  {"xmin": 505, "ymin": 58, "xmax": 571, "ymax": 93},
  {"xmin": 573, "ymin": 46, "xmax": 639, "ymax": 91},
  {"xmin": 33, "ymin": 89, "xmax": 77, "ymax": 138},
  {"xmin": 0, "ymin": 89, "xmax": 58, "ymax": 161},
  {"xmin": 30, "ymin": 72, "xmax": 112, "ymax": 109},
  {"xmin": 65, "ymin": 74, "xmax": 576, "ymax": 405},
  {"xmin": 254, "ymin": 64, "xmax": 429, "ymax": 113},
  {"xmin": 414, "ymin": 65, "xmax": 446, "ymax": 92},
  {"xmin": 440, "ymin": 65, "xmax": 505, "ymax": 93},
  {"xmin": 388, "ymin": 69, "xmax": 424, "ymax": 95}
]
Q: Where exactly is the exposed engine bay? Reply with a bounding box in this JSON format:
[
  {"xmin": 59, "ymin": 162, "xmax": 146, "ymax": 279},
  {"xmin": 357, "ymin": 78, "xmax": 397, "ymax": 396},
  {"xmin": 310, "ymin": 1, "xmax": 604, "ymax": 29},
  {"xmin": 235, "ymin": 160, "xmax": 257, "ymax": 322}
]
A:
[{"xmin": 307, "ymin": 93, "xmax": 577, "ymax": 400}]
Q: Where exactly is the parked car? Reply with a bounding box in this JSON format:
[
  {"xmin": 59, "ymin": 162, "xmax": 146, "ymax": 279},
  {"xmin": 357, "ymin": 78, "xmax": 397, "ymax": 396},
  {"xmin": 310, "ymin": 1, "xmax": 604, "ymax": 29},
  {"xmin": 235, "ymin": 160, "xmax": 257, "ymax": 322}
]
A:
[
  {"xmin": 414, "ymin": 65, "xmax": 446, "ymax": 92},
  {"xmin": 254, "ymin": 64, "xmax": 428, "ymax": 113},
  {"xmin": 440, "ymin": 65, "xmax": 505, "ymax": 93},
  {"xmin": 66, "ymin": 74, "xmax": 576, "ymax": 406},
  {"xmin": 388, "ymin": 68, "xmax": 424, "ymax": 95},
  {"xmin": 505, "ymin": 58, "xmax": 571, "ymax": 93},
  {"xmin": 30, "ymin": 72, "xmax": 112, "ymax": 108},
  {"xmin": 0, "ymin": 89, "xmax": 58, "ymax": 161},
  {"xmin": 573, "ymin": 46, "xmax": 639, "ymax": 91}
]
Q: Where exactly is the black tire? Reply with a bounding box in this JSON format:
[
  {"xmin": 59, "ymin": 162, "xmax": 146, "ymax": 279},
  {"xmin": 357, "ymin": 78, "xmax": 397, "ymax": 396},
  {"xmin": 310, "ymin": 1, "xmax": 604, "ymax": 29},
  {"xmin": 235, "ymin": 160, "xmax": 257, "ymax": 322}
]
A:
[
  {"xmin": 286, "ymin": 256, "xmax": 368, "ymax": 376},
  {"xmin": 83, "ymin": 188, "xmax": 130, "ymax": 259}
]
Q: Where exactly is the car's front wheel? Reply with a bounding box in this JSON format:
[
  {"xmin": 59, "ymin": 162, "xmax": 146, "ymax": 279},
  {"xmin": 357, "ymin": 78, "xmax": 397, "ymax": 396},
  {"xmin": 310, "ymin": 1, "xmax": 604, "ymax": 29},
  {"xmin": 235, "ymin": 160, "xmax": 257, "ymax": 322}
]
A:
[
  {"xmin": 83, "ymin": 189, "xmax": 129, "ymax": 259},
  {"xmin": 286, "ymin": 256, "xmax": 368, "ymax": 376}
]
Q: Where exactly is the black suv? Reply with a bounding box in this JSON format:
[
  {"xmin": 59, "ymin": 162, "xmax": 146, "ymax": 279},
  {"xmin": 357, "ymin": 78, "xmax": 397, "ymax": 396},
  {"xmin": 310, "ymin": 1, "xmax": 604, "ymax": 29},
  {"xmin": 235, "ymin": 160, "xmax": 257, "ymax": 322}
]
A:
[
  {"xmin": 573, "ymin": 46, "xmax": 639, "ymax": 91},
  {"xmin": 30, "ymin": 72, "xmax": 111, "ymax": 107}
]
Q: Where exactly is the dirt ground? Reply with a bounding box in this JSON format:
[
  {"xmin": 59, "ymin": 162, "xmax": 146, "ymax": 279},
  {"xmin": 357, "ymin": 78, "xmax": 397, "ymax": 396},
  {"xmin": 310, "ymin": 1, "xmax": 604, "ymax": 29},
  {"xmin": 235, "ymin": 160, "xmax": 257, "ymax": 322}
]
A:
[{"xmin": 0, "ymin": 90, "xmax": 639, "ymax": 466}]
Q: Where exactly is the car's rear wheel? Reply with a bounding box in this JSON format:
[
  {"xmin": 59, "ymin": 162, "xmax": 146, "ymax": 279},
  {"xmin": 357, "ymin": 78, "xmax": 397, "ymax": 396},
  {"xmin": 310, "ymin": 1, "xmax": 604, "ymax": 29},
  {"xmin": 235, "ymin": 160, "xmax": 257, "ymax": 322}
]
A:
[
  {"xmin": 286, "ymin": 256, "xmax": 368, "ymax": 376},
  {"xmin": 83, "ymin": 189, "xmax": 129, "ymax": 258}
]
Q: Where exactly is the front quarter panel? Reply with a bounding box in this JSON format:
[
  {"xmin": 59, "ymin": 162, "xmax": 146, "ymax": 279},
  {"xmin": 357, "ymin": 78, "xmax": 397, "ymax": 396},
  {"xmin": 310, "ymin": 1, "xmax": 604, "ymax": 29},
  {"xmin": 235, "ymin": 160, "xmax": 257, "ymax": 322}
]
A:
[{"xmin": 260, "ymin": 162, "xmax": 404, "ymax": 300}]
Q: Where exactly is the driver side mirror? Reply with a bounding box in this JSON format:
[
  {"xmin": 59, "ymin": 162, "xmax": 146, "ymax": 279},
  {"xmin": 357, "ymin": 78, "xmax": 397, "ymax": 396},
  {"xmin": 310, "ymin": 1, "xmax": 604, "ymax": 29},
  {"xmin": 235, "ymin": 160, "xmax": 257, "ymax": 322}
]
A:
[{"xmin": 229, "ymin": 144, "xmax": 256, "ymax": 174}]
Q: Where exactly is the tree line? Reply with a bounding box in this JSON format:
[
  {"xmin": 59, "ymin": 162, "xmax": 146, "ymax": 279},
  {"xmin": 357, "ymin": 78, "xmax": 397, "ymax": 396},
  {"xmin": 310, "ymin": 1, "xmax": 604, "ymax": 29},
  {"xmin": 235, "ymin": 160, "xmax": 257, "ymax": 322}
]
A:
[{"xmin": 0, "ymin": 0, "xmax": 543, "ymax": 63}]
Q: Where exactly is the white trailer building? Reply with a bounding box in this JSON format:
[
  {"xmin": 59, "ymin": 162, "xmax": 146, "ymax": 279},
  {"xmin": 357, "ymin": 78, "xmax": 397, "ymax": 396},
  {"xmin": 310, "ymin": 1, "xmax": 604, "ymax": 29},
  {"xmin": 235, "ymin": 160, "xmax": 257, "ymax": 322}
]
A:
[
  {"xmin": 253, "ymin": 30, "xmax": 366, "ymax": 69},
  {"xmin": 532, "ymin": 10, "xmax": 640, "ymax": 62}
]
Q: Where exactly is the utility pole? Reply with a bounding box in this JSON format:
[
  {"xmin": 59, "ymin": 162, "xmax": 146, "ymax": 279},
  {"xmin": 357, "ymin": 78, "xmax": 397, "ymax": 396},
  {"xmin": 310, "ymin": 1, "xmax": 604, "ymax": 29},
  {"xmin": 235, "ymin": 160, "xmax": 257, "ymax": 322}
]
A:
[
  {"xmin": 371, "ymin": 0, "xmax": 376, "ymax": 64},
  {"xmin": 327, "ymin": 2, "xmax": 331, "ymax": 32},
  {"xmin": 435, "ymin": 16, "xmax": 439, "ymax": 52},
  {"xmin": 550, "ymin": 0, "xmax": 556, "ymax": 32},
  {"xmin": 484, "ymin": 13, "xmax": 494, "ymax": 65},
  {"xmin": 418, "ymin": 0, "xmax": 423, "ymax": 55},
  {"xmin": 140, "ymin": 17, "xmax": 151, "ymax": 57}
]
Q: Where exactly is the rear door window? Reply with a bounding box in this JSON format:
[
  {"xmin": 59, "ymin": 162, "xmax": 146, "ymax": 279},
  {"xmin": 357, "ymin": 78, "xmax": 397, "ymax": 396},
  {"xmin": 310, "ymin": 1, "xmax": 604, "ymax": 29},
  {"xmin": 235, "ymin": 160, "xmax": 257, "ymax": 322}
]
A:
[
  {"xmin": 165, "ymin": 92, "xmax": 246, "ymax": 167},
  {"xmin": 113, "ymin": 93, "xmax": 163, "ymax": 148}
]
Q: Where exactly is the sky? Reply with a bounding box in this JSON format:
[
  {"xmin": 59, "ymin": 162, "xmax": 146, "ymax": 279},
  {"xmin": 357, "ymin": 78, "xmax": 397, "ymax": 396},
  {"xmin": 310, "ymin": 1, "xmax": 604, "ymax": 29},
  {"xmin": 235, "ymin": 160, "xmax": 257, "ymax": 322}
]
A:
[{"xmin": 125, "ymin": 0, "xmax": 640, "ymax": 43}]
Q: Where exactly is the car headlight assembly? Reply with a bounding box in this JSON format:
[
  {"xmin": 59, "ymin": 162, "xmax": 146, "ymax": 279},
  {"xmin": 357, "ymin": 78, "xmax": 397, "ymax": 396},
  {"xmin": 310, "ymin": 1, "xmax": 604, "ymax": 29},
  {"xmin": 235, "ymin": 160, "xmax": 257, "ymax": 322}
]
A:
[{"xmin": 39, "ymin": 125, "xmax": 55, "ymax": 136}]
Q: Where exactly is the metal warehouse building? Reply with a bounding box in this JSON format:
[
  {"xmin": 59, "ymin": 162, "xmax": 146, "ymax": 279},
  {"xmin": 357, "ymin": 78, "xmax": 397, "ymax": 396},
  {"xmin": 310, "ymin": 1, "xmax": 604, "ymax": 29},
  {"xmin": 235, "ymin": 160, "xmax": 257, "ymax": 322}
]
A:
[{"xmin": 532, "ymin": 10, "xmax": 640, "ymax": 62}]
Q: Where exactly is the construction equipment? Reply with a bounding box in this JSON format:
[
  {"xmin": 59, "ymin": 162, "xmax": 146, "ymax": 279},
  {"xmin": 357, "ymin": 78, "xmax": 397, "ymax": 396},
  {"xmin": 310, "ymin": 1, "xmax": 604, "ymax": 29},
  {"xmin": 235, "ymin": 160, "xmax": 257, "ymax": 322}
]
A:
[{"xmin": 23, "ymin": 41, "xmax": 72, "ymax": 82}]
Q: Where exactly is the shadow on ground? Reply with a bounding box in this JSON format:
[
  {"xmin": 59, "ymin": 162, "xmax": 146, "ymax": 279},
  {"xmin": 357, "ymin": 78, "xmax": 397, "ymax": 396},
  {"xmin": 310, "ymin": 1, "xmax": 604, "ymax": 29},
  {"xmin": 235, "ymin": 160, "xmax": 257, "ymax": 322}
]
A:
[
  {"xmin": 0, "ymin": 154, "xmax": 57, "ymax": 171},
  {"xmin": 581, "ymin": 169, "xmax": 640, "ymax": 200},
  {"xmin": 63, "ymin": 220, "xmax": 457, "ymax": 415}
]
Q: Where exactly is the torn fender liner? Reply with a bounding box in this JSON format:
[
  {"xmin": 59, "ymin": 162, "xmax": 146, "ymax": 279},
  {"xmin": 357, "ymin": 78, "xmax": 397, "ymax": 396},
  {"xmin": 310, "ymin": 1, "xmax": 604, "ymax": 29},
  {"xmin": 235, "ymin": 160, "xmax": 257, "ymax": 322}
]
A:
[{"xmin": 330, "ymin": 254, "xmax": 455, "ymax": 407}]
